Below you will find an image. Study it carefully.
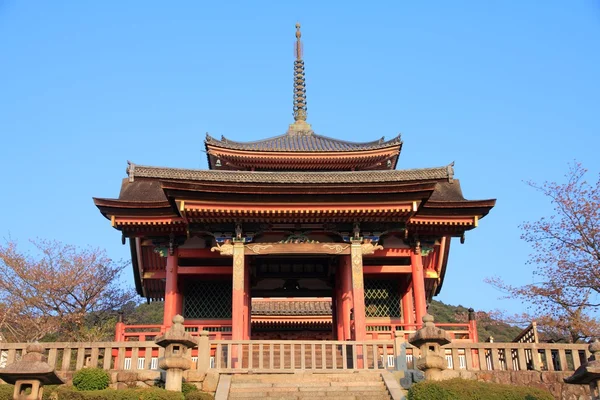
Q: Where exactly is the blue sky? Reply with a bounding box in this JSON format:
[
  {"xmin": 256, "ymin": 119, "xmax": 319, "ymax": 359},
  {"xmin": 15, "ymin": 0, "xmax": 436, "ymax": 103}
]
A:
[{"xmin": 1, "ymin": 1, "xmax": 599, "ymax": 316}]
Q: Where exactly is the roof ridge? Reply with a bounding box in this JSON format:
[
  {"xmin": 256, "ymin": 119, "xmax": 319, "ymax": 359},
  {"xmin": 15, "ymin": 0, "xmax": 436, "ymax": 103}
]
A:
[{"xmin": 126, "ymin": 161, "xmax": 453, "ymax": 184}]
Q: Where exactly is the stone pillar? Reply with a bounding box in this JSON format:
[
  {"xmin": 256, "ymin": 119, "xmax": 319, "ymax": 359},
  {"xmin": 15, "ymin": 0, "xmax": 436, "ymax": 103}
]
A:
[
  {"xmin": 394, "ymin": 331, "xmax": 407, "ymax": 371},
  {"xmin": 408, "ymin": 314, "xmax": 451, "ymax": 381},
  {"xmin": 232, "ymin": 241, "xmax": 245, "ymax": 341},
  {"xmin": 410, "ymin": 248, "xmax": 427, "ymax": 327},
  {"xmin": 163, "ymin": 250, "xmax": 180, "ymax": 328},
  {"xmin": 350, "ymin": 240, "xmax": 367, "ymax": 341},
  {"xmin": 197, "ymin": 331, "xmax": 210, "ymax": 374}
]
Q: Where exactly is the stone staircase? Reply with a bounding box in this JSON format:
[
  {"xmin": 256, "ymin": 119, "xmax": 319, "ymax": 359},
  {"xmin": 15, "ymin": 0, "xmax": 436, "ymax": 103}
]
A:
[{"xmin": 224, "ymin": 372, "xmax": 401, "ymax": 400}]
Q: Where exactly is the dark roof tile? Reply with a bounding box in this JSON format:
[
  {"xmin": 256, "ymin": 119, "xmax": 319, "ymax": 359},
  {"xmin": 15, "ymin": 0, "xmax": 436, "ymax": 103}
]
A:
[
  {"xmin": 205, "ymin": 132, "xmax": 402, "ymax": 152},
  {"xmin": 251, "ymin": 299, "xmax": 332, "ymax": 316},
  {"xmin": 127, "ymin": 163, "xmax": 453, "ymax": 184}
]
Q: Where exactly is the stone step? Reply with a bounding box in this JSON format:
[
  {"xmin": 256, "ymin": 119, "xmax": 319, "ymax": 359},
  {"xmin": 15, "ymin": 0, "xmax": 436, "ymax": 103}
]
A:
[
  {"xmin": 230, "ymin": 383, "xmax": 385, "ymax": 392},
  {"xmin": 232, "ymin": 373, "xmax": 383, "ymax": 382},
  {"xmin": 229, "ymin": 394, "xmax": 390, "ymax": 400},
  {"xmin": 229, "ymin": 395, "xmax": 391, "ymax": 400}
]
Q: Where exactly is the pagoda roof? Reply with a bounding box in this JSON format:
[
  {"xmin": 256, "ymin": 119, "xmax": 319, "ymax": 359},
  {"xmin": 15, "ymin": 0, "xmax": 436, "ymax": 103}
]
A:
[
  {"xmin": 205, "ymin": 132, "xmax": 402, "ymax": 153},
  {"xmin": 204, "ymin": 131, "xmax": 403, "ymax": 171},
  {"xmin": 126, "ymin": 162, "xmax": 449, "ymax": 185}
]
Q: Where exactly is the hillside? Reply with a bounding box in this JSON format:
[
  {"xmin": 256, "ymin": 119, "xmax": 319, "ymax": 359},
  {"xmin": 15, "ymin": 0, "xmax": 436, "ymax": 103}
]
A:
[{"xmin": 429, "ymin": 300, "xmax": 523, "ymax": 343}]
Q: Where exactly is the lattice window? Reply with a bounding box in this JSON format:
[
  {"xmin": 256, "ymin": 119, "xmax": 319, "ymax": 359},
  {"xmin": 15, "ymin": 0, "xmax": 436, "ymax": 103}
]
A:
[
  {"xmin": 364, "ymin": 279, "xmax": 400, "ymax": 318},
  {"xmin": 183, "ymin": 281, "xmax": 232, "ymax": 319}
]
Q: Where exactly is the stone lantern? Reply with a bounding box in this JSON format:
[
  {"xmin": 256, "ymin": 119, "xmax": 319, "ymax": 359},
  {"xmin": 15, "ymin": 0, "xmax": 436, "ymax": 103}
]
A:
[
  {"xmin": 408, "ymin": 314, "xmax": 452, "ymax": 381},
  {"xmin": 565, "ymin": 339, "xmax": 600, "ymax": 399},
  {"xmin": 155, "ymin": 315, "xmax": 199, "ymax": 391},
  {"xmin": 0, "ymin": 343, "xmax": 64, "ymax": 400}
]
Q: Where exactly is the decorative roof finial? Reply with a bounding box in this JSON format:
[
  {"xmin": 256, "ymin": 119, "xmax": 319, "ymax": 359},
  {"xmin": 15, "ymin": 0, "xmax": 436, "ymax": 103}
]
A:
[{"xmin": 289, "ymin": 23, "xmax": 312, "ymax": 134}]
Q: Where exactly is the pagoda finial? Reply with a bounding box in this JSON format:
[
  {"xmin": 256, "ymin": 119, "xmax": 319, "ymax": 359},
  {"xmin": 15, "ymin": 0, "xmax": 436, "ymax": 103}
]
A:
[{"xmin": 289, "ymin": 22, "xmax": 312, "ymax": 134}]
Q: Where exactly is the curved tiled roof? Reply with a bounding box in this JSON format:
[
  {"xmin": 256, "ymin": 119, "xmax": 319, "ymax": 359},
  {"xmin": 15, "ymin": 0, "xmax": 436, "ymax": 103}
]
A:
[
  {"xmin": 251, "ymin": 299, "xmax": 332, "ymax": 316},
  {"xmin": 127, "ymin": 162, "xmax": 454, "ymax": 184},
  {"xmin": 205, "ymin": 132, "xmax": 402, "ymax": 152}
]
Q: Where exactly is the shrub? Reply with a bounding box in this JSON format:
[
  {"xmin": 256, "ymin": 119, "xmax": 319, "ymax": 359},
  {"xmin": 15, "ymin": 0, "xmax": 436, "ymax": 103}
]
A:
[
  {"xmin": 407, "ymin": 379, "xmax": 554, "ymax": 400},
  {"xmin": 72, "ymin": 368, "xmax": 111, "ymax": 391},
  {"xmin": 139, "ymin": 389, "xmax": 184, "ymax": 400},
  {"xmin": 184, "ymin": 392, "xmax": 214, "ymax": 400},
  {"xmin": 0, "ymin": 385, "xmax": 14, "ymax": 400},
  {"xmin": 54, "ymin": 387, "xmax": 185, "ymax": 400},
  {"xmin": 181, "ymin": 383, "xmax": 197, "ymax": 396}
]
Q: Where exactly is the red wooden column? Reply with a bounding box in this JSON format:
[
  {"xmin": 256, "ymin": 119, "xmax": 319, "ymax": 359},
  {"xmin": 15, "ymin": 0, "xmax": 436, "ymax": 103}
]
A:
[
  {"xmin": 340, "ymin": 257, "xmax": 353, "ymax": 340},
  {"xmin": 232, "ymin": 241, "xmax": 246, "ymax": 341},
  {"xmin": 163, "ymin": 249, "xmax": 180, "ymax": 327},
  {"xmin": 410, "ymin": 247, "xmax": 427, "ymax": 327},
  {"xmin": 243, "ymin": 258, "xmax": 251, "ymax": 340},
  {"xmin": 401, "ymin": 277, "xmax": 415, "ymax": 327},
  {"xmin": 350, "ymin": 241, "xmax": 367, "ymax": 341},
  {"xmin": 331, "ymin": 285, "xmax": 338, "ymax": 339}
]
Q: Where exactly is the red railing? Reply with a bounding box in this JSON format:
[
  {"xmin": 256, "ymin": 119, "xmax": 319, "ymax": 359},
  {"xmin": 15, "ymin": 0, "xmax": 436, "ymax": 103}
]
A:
[
  {"xmin": 116, "ymin": 318, "xmax": 477, "ymax": 342},
  {"xmin": 115, "ymin": 320, "xmax": 232, "ymax": 342}
]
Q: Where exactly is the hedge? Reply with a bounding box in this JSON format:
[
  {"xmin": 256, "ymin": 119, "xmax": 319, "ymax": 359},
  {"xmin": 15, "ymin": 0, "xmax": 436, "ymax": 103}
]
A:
[
  {"xmin": 407, "ymin": 379, "xmax": 554, "ymax": 400},
  {"xmin": 0, "ymin": 385, "xmax": 214, "ymax": 400},
  {"xmin": 73, "ymin": 368, "xmax": 111, "ymax": 391}
]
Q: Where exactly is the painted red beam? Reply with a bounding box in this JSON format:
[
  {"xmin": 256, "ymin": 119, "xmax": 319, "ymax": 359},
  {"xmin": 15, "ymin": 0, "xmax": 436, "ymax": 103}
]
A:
[
  {"xmin": 363, "ymin": 265, "xmax": 411, "ymax": 274},
  {"xmin": 177, "ymin": 248, "xmax": 219, "ymax": 258},
  {"xmin": 143, "ymin": 267, "xmax": 233, "ymax": 279},
  {"xmin": 178, "ymin": 267, "xmax": 233, "ymax": 275},
  {"xmin": 369, "ymin": 248, "xmax": 412, "ymax": 257}
]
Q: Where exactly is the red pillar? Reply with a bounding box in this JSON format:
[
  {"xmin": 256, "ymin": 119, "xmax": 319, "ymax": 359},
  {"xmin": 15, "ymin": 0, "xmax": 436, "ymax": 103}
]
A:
[
  {"xmin": 402, "ymin": 277, "xmax": 415, "ymax": 328},
  {"xmin": 341, "ymin": 258, "xmax": 353, "ymax": 340},
  {"xmin": 163, "ymin": 249, "xmax": 180, "ymax": 327},
  {"xmin": 331, "ymin": 286, "xmax": 338, "ymax": 339},
  {"xmin": 231, "ymin": 242, "xmax": 245, "ymax": 341},
  {"xmin": 350, "ymin": 242, "xmax": 367, "ymax": 341},
  {"xmin": 411, "ymin": 248, "xmax": 427, "ymax": 327},
  {"xmin": 243, "ymin": 259, "xmax": 251, "ymax": 340}
]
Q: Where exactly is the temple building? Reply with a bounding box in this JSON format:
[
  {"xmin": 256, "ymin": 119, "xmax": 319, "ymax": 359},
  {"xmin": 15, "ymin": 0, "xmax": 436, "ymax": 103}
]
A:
[{"xmin": 94, "ymin": 24, "xmax": 495, "ymax": 343}]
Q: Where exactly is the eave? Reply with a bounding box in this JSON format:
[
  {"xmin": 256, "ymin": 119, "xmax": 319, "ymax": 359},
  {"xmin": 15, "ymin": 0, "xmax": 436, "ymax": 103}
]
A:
[{"xmin": 206, "ymin": 145, "xmax": 401, "ymax": 171}]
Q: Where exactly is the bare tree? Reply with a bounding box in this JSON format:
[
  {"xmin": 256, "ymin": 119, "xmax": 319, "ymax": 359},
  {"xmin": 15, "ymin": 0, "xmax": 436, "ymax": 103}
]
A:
[
  {"xmin": 487, "ymin": 163, "xmax": 600, "ymax": 342},
  {"xmin": 0, "ymin": 239, "xmax": 136, "ymax": 342}
]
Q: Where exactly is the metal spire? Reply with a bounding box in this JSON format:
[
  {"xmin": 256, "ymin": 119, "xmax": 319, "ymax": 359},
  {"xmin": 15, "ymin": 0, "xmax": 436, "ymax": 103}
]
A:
[{"xmin": 289, "ymin": 23, "xmax": 312, "ymax": 134}]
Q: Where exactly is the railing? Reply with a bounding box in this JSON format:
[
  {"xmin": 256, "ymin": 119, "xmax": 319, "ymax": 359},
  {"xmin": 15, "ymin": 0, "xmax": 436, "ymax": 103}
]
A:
[
  {"xmin": 0, "ymin": 338, "xmax": 396, "ymax": 374},
  {"xmin": 443, "ymin": 342, "xmax": 590, "ymax": 372},
  {"xmin": 0, "ymin": 341, "xmax": 164, "ymax": 372},
  {"xmin": 116, "ymin": 321, "xmax": 232, "ymax": 341},
  {"xmin": 365, "ymin": 319, "xmax": 475, "ymax": 341},
  {"xmin": 0, "ymin": 339, "xmax": 590, "ymax": 375},
  {"xmin": 210, "ymin": 340, "xmax": 395, "ymax": 372}
]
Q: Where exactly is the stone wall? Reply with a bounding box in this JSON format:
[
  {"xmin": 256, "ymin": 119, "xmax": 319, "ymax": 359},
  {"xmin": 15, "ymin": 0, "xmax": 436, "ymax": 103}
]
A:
[
  {"xmin": 45, "ymin": 370, "xmax": 219, "ymax": 395},
  {"xmin": 442, "ymin": 369, "xmax": 590, "ymax": 400}
]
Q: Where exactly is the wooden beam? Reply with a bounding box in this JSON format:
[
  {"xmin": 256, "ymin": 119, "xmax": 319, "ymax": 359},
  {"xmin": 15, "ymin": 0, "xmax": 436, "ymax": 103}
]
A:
[
  {"xmin": 177, "ymin": 248, "xmax": 219, "ymax": 258},
  {"xmin": 363, "ymin": 265, "xmax": 411, "ymax": 274},
  {"xmin": 143, "ymin": 271, "xmax": 166, "ymax": 280},
  {"xmin": 369, "ymin": 248, "xmax": 412, "ymax": 257},
  {"xmin": 178, "ymin": 267, "xmax": 232, "ymax": 275},
  {"xmin": 244, "ymin": 242, "xmax": 351, "ymax": 255}
]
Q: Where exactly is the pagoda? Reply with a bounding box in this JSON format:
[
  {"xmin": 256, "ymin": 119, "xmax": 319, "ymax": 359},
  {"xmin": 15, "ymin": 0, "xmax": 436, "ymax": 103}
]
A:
[{"xmin": 94, "ymin": 24, "xmax": 495, "ymax": 342}]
